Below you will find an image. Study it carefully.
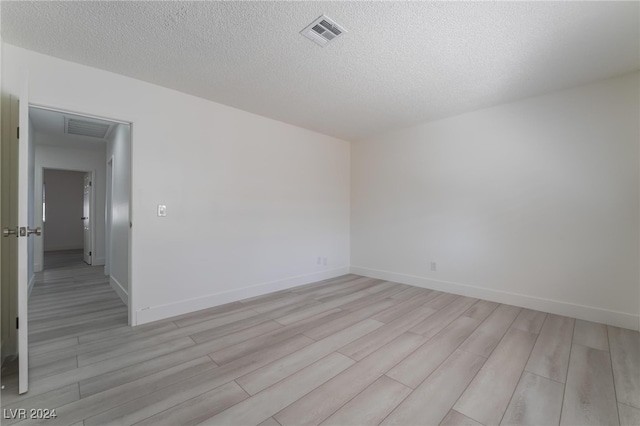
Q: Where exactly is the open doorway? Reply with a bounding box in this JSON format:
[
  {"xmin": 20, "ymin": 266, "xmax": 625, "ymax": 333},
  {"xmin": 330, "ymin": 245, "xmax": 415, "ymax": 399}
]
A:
[
  {"xmin": 29, "ymin": 105, "xmax": 133, "ymax": 330},
  {"xmin": 0, "ymin": 99, "xmax": 133, "ymax": 396},
  {"xmin": 41, "ymin": 168, "xmax": 92, "ymax": 270}
]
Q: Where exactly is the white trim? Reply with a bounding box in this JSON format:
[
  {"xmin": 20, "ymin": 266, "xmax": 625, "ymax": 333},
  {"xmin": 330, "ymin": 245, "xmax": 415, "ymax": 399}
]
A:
[
  {"xmin": 93, "ymin": 256, "xmax": 105, "ymax": 266},
  {"xmin": 136, "ymin": 266, "xmax": 350, "ymax": 325},
  {"xmin": 89, "ymin": 170, "xmax": 96, "ymax": 267},
  {"xmin": 351, "ymin": 266, "xmax": 639, "ymax": 331},
  {"xmin": 105, "ymin": 156, "xmax": 114, "ymax": 278},
  {"xmin": 27, "ymin": 274, "xmax": 35, "ymax": 298},
  {"xmin": 43, "ymin": 244, "xmax": 84, "ymax": 251},
  {"xmin": 37, "ymin": 166, "xmax": 96, "ymax": 271},
  {"xmin": 127, "ymin": 127, "xmax": 133, "ymax": 327},
  {"xmin": 109, "ymin": 276, "xmax": 128, "ymax": 306},
  {"xmin": 0, "ymin": 341, "xmax": 5, "ymax": 366},
  {"xmin": 28, "ymin": 103, "xmax": 134, "ymax": 328},
  {"xmin": 34, "ymin": 263, "xmax": 42, "ymax": 273},
  {"xmin": 1, "ymin": 353, "xmax": 17, "ymax": 369},
  {"xmin": 30, "ymin": 104, "xmax": 132, "ymax": 125}
]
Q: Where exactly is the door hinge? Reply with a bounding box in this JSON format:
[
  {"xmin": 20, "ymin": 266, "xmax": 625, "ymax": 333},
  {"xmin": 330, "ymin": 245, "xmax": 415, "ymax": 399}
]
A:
[
  {"xmin": 16, "ymin": 317, "xmax": 19, "ymax": 329},
  {"xmin": 17, "ymin": 127, "xmax": 19, "ymax": 139},
  {"xmin": 89, "ymin": 181, "xmax": 92, "ymax": 187},
  {"xmin": 89, "ymin": 251, "xmax": 92, "ymax": 256}
]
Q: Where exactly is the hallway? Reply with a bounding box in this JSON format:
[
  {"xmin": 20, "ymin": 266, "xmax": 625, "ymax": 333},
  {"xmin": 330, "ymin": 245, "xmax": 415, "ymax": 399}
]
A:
[
  {"xmin": 1, "ymin": 250, "xmax": 127, "ymax": 397},
  {"xmin": 31, "ymin": 250, "xmax": 127, "ymax": 345}
]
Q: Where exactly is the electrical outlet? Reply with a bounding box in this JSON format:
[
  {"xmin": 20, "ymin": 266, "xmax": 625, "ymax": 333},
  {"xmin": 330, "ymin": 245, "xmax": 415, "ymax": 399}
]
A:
[{"xmin": 430, "ymin": 261, "xmax": 437, "ymax": 271}]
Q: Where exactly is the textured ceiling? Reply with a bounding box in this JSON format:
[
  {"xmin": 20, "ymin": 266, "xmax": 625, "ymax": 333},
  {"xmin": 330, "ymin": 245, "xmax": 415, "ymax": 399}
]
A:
[{"xmin": 3, "ymin": 1, "xmax": 639, "ymax": 141}]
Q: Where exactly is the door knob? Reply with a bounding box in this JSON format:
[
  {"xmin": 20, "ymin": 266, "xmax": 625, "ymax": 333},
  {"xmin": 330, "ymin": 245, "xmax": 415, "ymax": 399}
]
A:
[
  {"xmin": 2, "ymin": 227, "xmax": 17, "ymax": 237},
  {"xmin": 27, "ymin": 227, "xmax": 42, "ymax": 236}
]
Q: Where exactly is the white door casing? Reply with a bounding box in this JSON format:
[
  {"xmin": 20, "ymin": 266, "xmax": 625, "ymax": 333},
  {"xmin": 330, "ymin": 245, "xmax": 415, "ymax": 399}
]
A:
[
  {"xmin": 17, "ymin": 78, "xmax": 35, "ymax": 394},
  {"xmin": 83, "ymin": 172, "xmax": 92, "ymax": 265}
]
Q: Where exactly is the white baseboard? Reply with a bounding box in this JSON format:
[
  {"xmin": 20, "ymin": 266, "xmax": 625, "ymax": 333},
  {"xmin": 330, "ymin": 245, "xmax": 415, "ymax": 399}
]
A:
[
  {"xmin": 1, "ymin": 324, "xmax": 17, "ymax": 362},
  {"xmin": 92, "ymin": 257, "xmax": 105, "ymax": 266},
  {"xmin": 1, "ymin": 339, "xmax": 5, "ymax": 366},
  {"xmin": 44, "ymin": 245, "xmax": 83, "ymax": 251},
  {"xmin": 136, "ymin": 266, "xmax": 350, "ymax": 325},
  {"xmin": 1, "ymin": 352, "xmax": 17, "ymax": 368},
  {"xmin": 34, "ymin": 263, "xmax": 43, "ymax": 273},
  {"xmin": 109, "ymin": 276, "xmax": 128, "ymax": 306},
  {"xmin": 28, "ymin": 274, "xmax": 36, "ymax": 298},
  {"xmin": 351, "ymin": 266, "xmax": 639, "ymax": 331}
]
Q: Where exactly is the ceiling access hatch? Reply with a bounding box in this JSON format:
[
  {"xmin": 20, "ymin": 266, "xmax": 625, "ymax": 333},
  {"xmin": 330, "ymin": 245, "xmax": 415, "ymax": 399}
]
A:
[
  {"xmin": 64, "ymin": 117, "xmax": 113, "ymax": 139},
  {"xmin": 301, "ymin": 15, "xmax": 347, "ymax": 47}
]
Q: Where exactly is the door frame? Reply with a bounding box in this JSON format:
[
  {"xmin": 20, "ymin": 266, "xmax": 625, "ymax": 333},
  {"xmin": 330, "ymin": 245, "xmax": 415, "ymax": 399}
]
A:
[
  {"xmin": 1, "ymin": 94, "xmax": 18, "ymax": 363},
  {"xmin": 39, "ymin": 167, "xmax": 95, "ymax": 268},
  {"xmin": 30, "ymin": 103, "xmax": 135, "ymax": 326},
  {"xmin": 83, "ymin": 171, "xmax": 93, "ymax": 265},
  {"xmin": 105, "ymin": 156, "xmax": 114, "ymax": 277}
]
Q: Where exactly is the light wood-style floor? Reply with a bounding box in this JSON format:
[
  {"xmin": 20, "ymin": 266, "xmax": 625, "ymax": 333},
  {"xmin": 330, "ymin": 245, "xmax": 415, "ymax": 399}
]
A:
[{"xmin": 1, "ymin": 254, "xmax": 639, "ymax": 426}]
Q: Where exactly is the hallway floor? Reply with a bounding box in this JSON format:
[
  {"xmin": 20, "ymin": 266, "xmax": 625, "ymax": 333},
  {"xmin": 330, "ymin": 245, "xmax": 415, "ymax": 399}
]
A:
[
  {"xmin": 32, "ymin": 250, "xmax": 128, "ymax": 345},
  {"xmin": 1, "ymin": 250, "xmax": 127, "ymax": 400}
]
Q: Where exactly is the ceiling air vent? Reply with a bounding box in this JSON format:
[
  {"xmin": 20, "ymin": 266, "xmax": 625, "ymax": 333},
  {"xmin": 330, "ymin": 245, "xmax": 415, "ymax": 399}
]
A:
[
  {"xmin": 64, "ymin": 117, "xmax": 112, "ymax": 139},
  {"xmin": 301, "ymin": 15, "xmax": 346, "ymax": 47}
]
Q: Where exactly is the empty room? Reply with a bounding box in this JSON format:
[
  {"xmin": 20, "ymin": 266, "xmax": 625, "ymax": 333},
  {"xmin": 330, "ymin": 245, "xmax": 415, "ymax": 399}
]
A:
[{"xmin": 0, "ymin": 1, "xmax": 638, "ymax": 426}]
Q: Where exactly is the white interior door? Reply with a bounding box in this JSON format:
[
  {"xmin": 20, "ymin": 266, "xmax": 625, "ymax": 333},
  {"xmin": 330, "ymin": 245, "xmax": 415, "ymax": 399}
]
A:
[
  {"xmin": 16, "ymin": 79, "xmax": 35, "ymax": 394},
  {"xmin": 83, "ymin": 173, "xmax": 92, "ymax": 265}
]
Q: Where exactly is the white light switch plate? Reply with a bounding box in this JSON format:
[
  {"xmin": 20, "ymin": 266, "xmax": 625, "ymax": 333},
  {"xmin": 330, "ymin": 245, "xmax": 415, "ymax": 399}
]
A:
[{"xmin": 157, "ymin": 205, "xmax": 167, "ymax": 217}]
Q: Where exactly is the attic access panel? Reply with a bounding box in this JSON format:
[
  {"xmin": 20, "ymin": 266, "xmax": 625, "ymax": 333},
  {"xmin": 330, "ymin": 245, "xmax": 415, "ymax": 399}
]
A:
[{"xmin": 64, "ymin": 117, "xmax": 113, "ymax": 139}]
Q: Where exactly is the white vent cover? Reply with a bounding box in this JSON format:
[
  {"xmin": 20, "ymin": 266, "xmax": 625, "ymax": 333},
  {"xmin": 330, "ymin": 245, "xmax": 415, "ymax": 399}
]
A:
[
  {"xmin": 301, "ymin": 15, "xmax": 346, "ymax": 47},
  {"xmin": 64, "ymin": 117, "xmax": 112, "ymax": 139}
]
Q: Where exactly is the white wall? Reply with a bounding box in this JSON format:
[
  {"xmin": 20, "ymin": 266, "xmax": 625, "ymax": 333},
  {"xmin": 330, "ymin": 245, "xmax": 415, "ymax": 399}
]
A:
[
  {"xmin": 2, "ymin": 46, "xmax": 637, "ymax": 332},
  {"xmin": 352, "ymin": 72, "xmax": 640, "ymax": 330},
  {"xmin": 106, "ymin": 123, "xmax": 130, "ymax": 303},
  {"xmin": 42, "ymin": 169, "xmax": 85, "ymax": 251},
  {"xmin": 34, "ymin": 142, "xmax": 106, "ymax": 271},
  {"xmin": 3, "ymin": 44, "xmax": 351, "ymax": 325}
]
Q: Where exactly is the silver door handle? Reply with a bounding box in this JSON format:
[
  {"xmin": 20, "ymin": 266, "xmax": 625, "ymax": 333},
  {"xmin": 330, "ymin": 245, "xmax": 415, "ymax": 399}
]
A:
[
  {"xmin": 3, "ymin": 227, "xmax": 17, "ymax": 237},
  {"xmin": 27, "ymin": 227, "xmax": 42, "ymax": 236}
]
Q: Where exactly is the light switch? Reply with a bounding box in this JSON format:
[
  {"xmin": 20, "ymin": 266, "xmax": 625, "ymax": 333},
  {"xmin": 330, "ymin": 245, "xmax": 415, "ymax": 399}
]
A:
[{"xmin": 157, "ymin": 204, "xmax": 167, "ymax": 217}]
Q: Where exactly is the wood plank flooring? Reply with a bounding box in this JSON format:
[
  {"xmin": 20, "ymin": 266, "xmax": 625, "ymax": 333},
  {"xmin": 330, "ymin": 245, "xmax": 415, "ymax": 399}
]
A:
[{"xmin": 1, "ymin": 254, "xmax": 638, "ymax": 426}]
